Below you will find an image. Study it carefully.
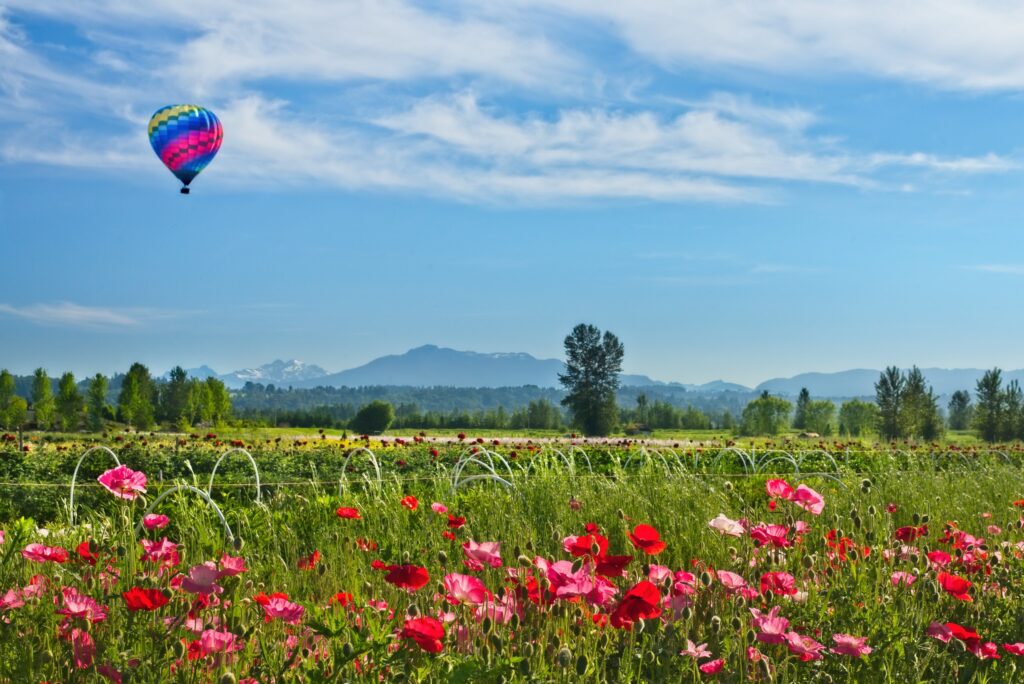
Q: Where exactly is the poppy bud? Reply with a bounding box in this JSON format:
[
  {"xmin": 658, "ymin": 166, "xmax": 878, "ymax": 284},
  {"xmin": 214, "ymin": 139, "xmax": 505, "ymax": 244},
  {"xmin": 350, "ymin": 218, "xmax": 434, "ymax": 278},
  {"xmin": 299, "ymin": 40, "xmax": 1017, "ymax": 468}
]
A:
[
  {"xmin": 407, "ymin": 603, "xmax": 419, "ymax": 617},
  {"xmin": 641, "ymin": 563, "xmax": 651, "ymax": 576},
  {"xmin": 510, "ymin": 614, "xmax": 520, "ymax": 631},
  {"xmin": 711, "ymin": 616, "xmax": 721, "ymax": 633},
  {"xmin": 403, "ymin": 551, "xmax": 411, "ymax": 562},
  {"xmin": 867, "ymin": 505, "xmax": 877, "ymax": 516},
  {"xmin": 218, "ymin": 674, "xmax": 237, "ymax": 684},
  {"xmin": 699, "ymin": 571, "xmax": 711, "ymax": 587},
  {"xmin": 727, "ymin": 546, "xmax": 738, "ymax": 557},
  {"xmin": 759, "ymin": 658, "xmax": 772, "ymax": 677},
  {"xmin": 617, "ymin": 509, "xmax": 626, "ymax": 520},
  {"xmin": 518, "ymin": 554, "xmax": 532, "ymax": 567},
  {"xmin": 116, "ymin": 545, "xmax": 126, "ymax": 557},
  {"xmin": 571, "ymin": 558, "xmax": 584, "ymax": 574},
  {"xmin": 513, "ymin": 545, "xmax": 521, "ymax": 557},
  {"xmin": 318, "ymin": 563, "xmax": 326, "ymax": 576},
  {"xmin": 921, "ymin": 514, "xmax": 930, "ymax": 524},
  {"xmin": 731, "ymin": 616, "xmax": 743, "ymax": 631},
  {"xmin": 490, "ymin": 634, "xmax": 502, "ymax": 653},
  {"xmin": 342, "ymin": 642, "xmax": 354, "ymax": 658},
  {"xmin": 643, "ymin": 650, "xmax": 656, "ymax": 664},
  {"xmin": 575, "ymin": 655, "xmax": 589, "ymax": 677},
  {"xmin": 525, "ymin": 541, "xmax": 534, "ymax": 551},
  {"xmin": 233, "ymin": 537, "xmax": 243, "ymax": 550},
  {"xmin": 912, "ymin": 512, "xmax": 921, "ymax": 525},
  {"xmin": 436, "ymin": 582, "xmax": 446, "ymax": 595},
  {"xmin": 556, "ymin": 648, "xmax": 572, "ymax": 668},
  {"xmin": 802, "ymin": 554, "xmax": 814, "ymax": 569},
  {"xmin": 363, "ymin": 581, "xmax": 373, "ymax": 594},
  {"xmin": 437, "ymin": 550, "xmax": 448, "ymax": 564},
  {"xmin": 723, "ymin": 481, "xmax": 733, "ymax": 492},
  {"xmin": 681, "ymin": 606, "xmax": 693, "ymax": 621},
  {"xmin": 482, "ymin": 616, "xmax": 493, "ymax": 634},
  {"xmin": 590, "ymin": 541, "xmax": 601, "ymax": 556},
  {"xmin": 173, "ymin": 641, "xmax": 187, "ymax": 659},
  {"xmin": 747, "ymin": 628, "xmax": 757, "ymax": 643}
]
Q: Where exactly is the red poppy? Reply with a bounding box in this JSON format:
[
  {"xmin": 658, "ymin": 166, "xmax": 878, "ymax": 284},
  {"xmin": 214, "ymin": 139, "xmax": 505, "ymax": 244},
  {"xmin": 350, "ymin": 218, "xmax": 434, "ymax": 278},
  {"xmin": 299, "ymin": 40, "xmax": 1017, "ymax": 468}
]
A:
[
  {"xmin": 595, "ymin": 554, "xmax": 633, "ymax": 578},
  {"xmin": 894, "ymin": 525, "xmax": 927, "ymax": 542},
  {"xmin": 297, "ymin": 550, "xmax": 321, "ymax": 571},
  {"xmin": 336, "ymin": 507, "xmax": 361, "ymax": 519},
  {"xmin": 331, "ymin": 592, "xmax": 353, "ymax": 607},
  {"xmin": 371, "ymin": 559, "xmax": 390, "ymax": 571},
  {"xmin": 937, "ymin": 572, "xmax": 973, "ymax": 602},
  {"xmin": 1013, "ymin": 500, "xmax": 1024, "ymax": 508},
  {"xmin": 77, "ymin": 541, "xmax": 99, "ymax": 566},
  {"xmin": 447, "ymin": 515, "xmax": 466, "ymax": 529},
  {"xmin": 610, "ymin": 580, "xmax": 662, "ymax": 630},
  {"xmin": 759, "ymin": 571, "xmax": 797, "ymax": 596},
  {"xmin": 627, "ymin": 524, "xmax": 666, "ymax": 555},
  {"xmin": 564, "ymin": 532, "xmax": 609, "ymax": 559},
  {"xmin": 401, "ymin": 616, "xmax": 445, "ymax": 653},
  {"xmin": 384, "ymin": 564, "xmax": 430, "ymax": 592},
  {"xmin": 254, "ymin": 591, "xmax": 289, "ymax": 606},
  {"xmin": 356, "ymin": 538, "xmax": 377, "ymax": 552},
  {"xmin": 122, "ymin": 587, "xmax": 169, "ymax": 611},
  {"xmin": 401, "ymin": 495, "xmax": 419, "ymax": 511}
]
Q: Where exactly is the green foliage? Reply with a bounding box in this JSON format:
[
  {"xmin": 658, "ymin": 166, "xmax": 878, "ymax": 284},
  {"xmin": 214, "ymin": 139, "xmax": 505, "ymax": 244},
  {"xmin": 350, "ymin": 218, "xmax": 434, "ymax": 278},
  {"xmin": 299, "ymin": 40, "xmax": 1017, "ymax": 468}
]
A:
[
  {"xmin": 160, "ymin": 366, "xmax": 190, "ymax": 425},
  {"xmin": 349, "ymin": 400, "xmax": 396, "ymax": 434},
  {"xmin": 559, "ymin": 323, "xmax": 625, "ymax": 436},
  {"xmin": 874, "ymin": 366, "xmax": 904, "ymax": 440},
  {"xmin": 54, "ymin": 372, "xmax": 83, "ymax": 432},
  {"xmin": 792, "ymin": 387, "xmax": 811, "ymax": 430},
  {"xmin": 0, "ymin": 370, "xmax": 17, "ymax": 430},
  {"xmin": 874, "ymin": 366, "xmax": 942, "ymax": 440},
  {"xmin": 86, "ymin": 374, "xmax": 110, "ymax": 432},
  {"xmin": 803, "ymin": 399, "xmax": 835, "ymax": 436},
  {"xmin": 947, "ymin": 390, "xmax": 973, "ymax": 430},
  {"xmin": 118, "ymin": 362, "xmax": 156, "ymax": 429},
  {"xmin": 30, "ymin": 368, "xmax": 54, "ymax": 430},
  {"xmin": 737, "ymin": 391, "xmax": 792, "ymax": 435},
  {"xmin": 838, "ymin": 399, "xmax": 878, "ymax": 437},
  {"xmin": 974, "ymin": 368, "xmax": 1004, "ymax": 443}
]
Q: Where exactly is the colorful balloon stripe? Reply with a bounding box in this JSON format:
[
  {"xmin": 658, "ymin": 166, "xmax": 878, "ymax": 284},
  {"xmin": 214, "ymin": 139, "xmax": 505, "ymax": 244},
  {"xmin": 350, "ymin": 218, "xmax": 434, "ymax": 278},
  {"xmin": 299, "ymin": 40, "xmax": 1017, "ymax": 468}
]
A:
[{"xmin": 148, "ymin": 105, "xmax": 222, "ymax": 189}]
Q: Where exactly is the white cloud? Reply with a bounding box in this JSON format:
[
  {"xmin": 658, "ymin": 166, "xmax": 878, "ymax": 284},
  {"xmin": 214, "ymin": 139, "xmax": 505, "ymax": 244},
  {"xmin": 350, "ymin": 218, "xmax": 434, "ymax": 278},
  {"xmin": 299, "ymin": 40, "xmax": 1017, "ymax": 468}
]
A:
[
  {"xmin": 0, "ymin": 302, "xmax": 180, "ymax": 328},
  {"xmin": 961, "ymin": 264, "xmax": 1024, "ymax": 275},
  {"xmin": 510, "ymin": 0, "xmax": 1024, "ymax": 91}
]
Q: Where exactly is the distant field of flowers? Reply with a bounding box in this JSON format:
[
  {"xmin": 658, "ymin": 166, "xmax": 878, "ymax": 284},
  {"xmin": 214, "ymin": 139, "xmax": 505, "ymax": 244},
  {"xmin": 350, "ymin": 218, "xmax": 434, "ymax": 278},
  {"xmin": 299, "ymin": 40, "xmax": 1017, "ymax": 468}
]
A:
[{"xmin": 1, "ymin": 433, "xmax": 1024, "ymax": 682}]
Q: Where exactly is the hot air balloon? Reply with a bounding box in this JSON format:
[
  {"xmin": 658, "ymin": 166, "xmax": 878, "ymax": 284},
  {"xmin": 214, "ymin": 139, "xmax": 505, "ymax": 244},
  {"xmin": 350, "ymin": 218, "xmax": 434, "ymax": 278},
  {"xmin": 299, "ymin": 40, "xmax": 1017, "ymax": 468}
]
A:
[{"xmin": 148, "ymin": 104, "xmax": 223, "ymax": 194}]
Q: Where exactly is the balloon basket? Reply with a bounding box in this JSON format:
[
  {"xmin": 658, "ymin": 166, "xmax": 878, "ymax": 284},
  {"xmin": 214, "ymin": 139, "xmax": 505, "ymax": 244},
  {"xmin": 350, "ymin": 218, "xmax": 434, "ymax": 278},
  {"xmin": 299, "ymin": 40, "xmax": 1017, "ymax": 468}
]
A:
[{"xmin": 180, "ymin": 187, "xmax": 190, "ymax": 195}]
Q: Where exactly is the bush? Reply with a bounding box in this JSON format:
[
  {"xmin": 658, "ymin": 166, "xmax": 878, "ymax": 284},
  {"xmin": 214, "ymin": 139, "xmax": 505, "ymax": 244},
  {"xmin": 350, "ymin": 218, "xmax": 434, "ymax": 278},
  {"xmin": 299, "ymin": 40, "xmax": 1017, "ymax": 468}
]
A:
[{"xmin": 349, "ymin": 400, "xmax": 395, "ymax": 434}]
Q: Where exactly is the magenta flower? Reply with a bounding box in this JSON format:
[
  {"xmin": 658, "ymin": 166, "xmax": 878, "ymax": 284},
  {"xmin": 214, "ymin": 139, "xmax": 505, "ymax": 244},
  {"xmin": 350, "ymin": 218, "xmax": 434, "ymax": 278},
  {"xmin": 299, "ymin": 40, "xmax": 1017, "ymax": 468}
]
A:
[
  {"xmin": 140, "ymin": 538, "xmax": 180, "ymax": 570},
  {"xmin": 716, "ymin": 570, "xmax": 747, "ymax": 592},
  {"xmin": 219, "ymin": 554, "xmax": 247, "ymax": 577},
  {"xmin": 462, "ymin": 540, "xmax": 502, "ymax": 570},
  {"xmin": 680, "ymin": 639, "xmax": 712, "ymax": 659},
  {"xmin": 142, "ymin": 514, "xmax": 169, "ymax": 530},
  {"xmin": 97, "ymin": 465, "xmax": 147, "ymax": 500},
  {"xmin": 21, "ymin": 543, "xmax": 69, "ymax": 564},
  {"xmin": 57, "ymin": 587, "xmax": 108, "ymax": 624},
  {"xmin": 262, "ymin": 597, "xmax": 304, "ymax": 624},
  {"xmin": 198, "ymin": 629, "xmax": 242, "ymax": 655},
  {"xmin": 180, "ymin": 562, "xmax": 224, "ymax": 595},
  {"xmin": 444, "ymin": 573, "xmax": 489, "ymax": 606},
  {"xmin": 831, "ymin": 633, "xmax": 873, "ymax": 657},
  {"xmin": 790, "ymin": 485, "xmax": 825, "ymax": 515},
  {"xmin": 891, "ymin": 571, "xmax": 917, "ymax": 588},
  {"xmin": 0, "ymin": 589, "xmax": 24, "ymax": 613},
  {"xmin": 785, "ymin": 632, "xmax": 826, "ymax": 661},
  {"xmin": 70, "ymin": 628, "xmax": 95, "ymax": 669}
]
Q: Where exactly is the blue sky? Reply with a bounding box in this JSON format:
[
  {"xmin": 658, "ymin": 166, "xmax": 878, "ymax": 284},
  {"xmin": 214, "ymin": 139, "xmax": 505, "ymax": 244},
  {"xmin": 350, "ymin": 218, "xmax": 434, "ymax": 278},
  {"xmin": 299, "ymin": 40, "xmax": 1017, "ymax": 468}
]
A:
[{"xmin": 2, "ymin": 1, "xmax": 1024, "ymax": 386}]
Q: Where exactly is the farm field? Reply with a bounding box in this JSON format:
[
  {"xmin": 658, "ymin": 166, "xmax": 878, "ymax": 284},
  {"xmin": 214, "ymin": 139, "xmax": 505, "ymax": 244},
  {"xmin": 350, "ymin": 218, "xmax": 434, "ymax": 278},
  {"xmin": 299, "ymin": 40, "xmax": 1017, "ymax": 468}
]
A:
[{"xmin": 0, "ymin": 437, "xmax": 1022, "ymax": 681}]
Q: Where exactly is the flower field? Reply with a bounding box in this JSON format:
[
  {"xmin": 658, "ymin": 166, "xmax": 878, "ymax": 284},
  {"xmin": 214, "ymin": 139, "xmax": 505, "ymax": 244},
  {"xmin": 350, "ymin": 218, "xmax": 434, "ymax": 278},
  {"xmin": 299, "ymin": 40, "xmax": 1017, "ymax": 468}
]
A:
[{"xmin": 1, "ymin": 436, "xmax": 1024, "ymax": 682}]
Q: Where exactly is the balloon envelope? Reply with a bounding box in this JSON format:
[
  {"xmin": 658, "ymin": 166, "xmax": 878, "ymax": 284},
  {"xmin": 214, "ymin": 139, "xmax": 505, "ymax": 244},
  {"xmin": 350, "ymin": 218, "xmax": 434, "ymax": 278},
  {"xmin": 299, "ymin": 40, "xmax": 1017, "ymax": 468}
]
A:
[{"xmin": 148, "ymin": 105, "xmax": 223, "ymax": 189}]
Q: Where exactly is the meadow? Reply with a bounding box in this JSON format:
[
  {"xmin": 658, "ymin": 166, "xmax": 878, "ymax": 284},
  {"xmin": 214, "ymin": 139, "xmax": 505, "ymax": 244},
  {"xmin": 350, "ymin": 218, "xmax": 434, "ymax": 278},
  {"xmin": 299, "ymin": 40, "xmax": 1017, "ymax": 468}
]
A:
[{"xmin": 0, "ymin": 433, "xmax": 1022, "ymax": 682}]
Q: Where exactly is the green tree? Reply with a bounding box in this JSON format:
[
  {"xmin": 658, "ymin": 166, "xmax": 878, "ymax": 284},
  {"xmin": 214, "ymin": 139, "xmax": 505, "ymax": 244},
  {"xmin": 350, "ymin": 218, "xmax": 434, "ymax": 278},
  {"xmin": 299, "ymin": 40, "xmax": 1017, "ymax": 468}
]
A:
[
  {"xmin": 0, "ymin": 370, "xmax": 16, "ymax": 429},
  {"xmin": 875, "ymin": 366, "xmax": 905, "ymax": 441},
  {"xmin": 55, "ymin": 372, "xmax": 83, "ymax": 431},
  {"xmin": 118, "ymin": 363, "xmax": 156, "ymax": 430},
  {"xmin": 161, "ymin": 366, "xmax": 191, "ymax": 424},
  {"xmin": 803, "ymin": 399, "xmax": 836, "ymax": 436},
  {"xmin": 205, "ymin": 377, "xmax": 232, "ymax": 425},
  {"xmin": 31, "ymin": 368, "xmax": 55, "ymax": 430},
  {"xmin": 636, "ymin": 393, "xmax": 649, "ymax": 425},
  {"xmin": 974, "ymin": 368, "xmax": 1003, "ymax": 443},
  {"xmin": 947, "ymin": 390, "xmax": 973, "ymax": 431},
  {"xmin": 5, "ymin": 397, "xmax": 27, "ymax": 430},
  {"xmin": 558, "ymin": 324, "xmax": 625, "ymax": 437},
  {"xmin": 738, "ymin": 391, "xmax": 792, "ymax": 436},
  {"xmin": 86, "ymin": 374, "xmax": 110, "ymax": 432},
  {"xmin": 349, "ymin": 400, "xmax": 395, "ymax": 434},
  {"xmin": 792, "ymin": 387, "xmax": 811, "ymax": 430},
  {"xmin": 838, "ymin": 399, "xmax": 878, "ymax": 437},
  {"xmin": 1001, "ymin": 380, "xmax": 1023, "ymax": 441}
]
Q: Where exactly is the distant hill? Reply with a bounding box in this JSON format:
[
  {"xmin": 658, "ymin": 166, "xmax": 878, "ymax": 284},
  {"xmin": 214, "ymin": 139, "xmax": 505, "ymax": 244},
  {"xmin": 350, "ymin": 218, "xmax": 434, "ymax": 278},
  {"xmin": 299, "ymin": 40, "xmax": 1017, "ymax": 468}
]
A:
[
  {"xmin": 756, "ymin": 367, "xmax": 1024, "ymax": 398},
  {"xmin": 218, "ymin": 359, "xmax": 328, "ymax": 389}
]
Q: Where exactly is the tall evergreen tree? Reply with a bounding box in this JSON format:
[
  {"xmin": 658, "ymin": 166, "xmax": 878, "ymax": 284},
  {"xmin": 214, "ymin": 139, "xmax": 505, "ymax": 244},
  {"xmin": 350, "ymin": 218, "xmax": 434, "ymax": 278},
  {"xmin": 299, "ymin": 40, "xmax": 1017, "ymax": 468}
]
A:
[
  {"xmin": 875, "ymin": 366, "xmax": 905, "ymax": 440},
  {"xmin": 86, "ymin": 374, "xmax": 109, "ymax": 432},
  {"xmin": 0, "ymin": 370, "xmax": 15, "ymax": 429},
  {"xmin": 1001, "ymin": 380, "xmax": 1023, "ymax": 441},
  {"xmin": 118, "ymin": 363, "xmax": 156, "ymax": 429},
  {"xmin": 161, "ymin": 366, "xmax": 191, "ymax": 424},
  {"xmin": 792, "ymin": 387, "xmax": 811, "ymax": 430},
  {"xmin": 947, "ymin": 390, "xmax": 973, "ymax": 430},
  {"xmin": 55, "ymin": 372, "xmax": 83, "ymax": 431},
  {"xmin": 31, "ymin": 368, "xmax": 55, "ymax": 430},
  {"xmin": 558, "ymin": 323, "xmax": 625, "ymax": 436},
  {"xmin": 974, "ymin": 368, "xmax": 1003, "ymax": 443}
]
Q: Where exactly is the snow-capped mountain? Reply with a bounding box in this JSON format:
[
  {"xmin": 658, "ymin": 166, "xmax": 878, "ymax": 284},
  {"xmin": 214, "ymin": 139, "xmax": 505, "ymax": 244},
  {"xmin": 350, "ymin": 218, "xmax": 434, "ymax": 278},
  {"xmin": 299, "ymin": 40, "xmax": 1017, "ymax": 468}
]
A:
[{"xmin": 218, "ymin": 359, "xmax": 329, "ymax": 388}]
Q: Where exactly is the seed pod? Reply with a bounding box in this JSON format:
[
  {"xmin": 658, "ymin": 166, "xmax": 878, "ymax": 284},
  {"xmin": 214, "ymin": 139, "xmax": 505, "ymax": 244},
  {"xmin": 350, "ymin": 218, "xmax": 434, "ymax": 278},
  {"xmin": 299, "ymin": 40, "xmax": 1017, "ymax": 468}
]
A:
[
  {"xmin": 731, "ymin": 616, "xmax": 743, "ymax": 631},
  {"xmin": 482, "ymin": 616, "xmax": 493, "ymax": 634},
  {"xmin": 921, "ymin": 514, "xmax": 930, "ymax": 524},
  {"xmin": 711, "ymin": 616, "xmax": 722, "ymax": 633},
  {"xmin": 218, "ymin": 674, "xmax": 237, "ymax": 684},
  {"xmin": 513, "ymin": 545, "xmax": 522, "ymax": 557},
  {"xmin": 437, "ymin": 550, "xmax": 448, "ymax": 564},
  {"xmin": 681, "ymin": 606, "xmax": 693, "ymax": 621},
  {"xmin": 700, "ymin": 571, "xmax": 712, "ymax": 587},
  {"xmin": 556, "ymin": 648, "xmax": 572, "ymax": 668},
  {"xmin": 518, "ymin": 554, "xmax": 533, "ymax": 567},
  {"xmin": 572, "ymin": 557, "xmax": 585, "ymax": 573},
  {"xmin": 912, "ymin": 512, "xmax": 921, "ymax": 525},
  {"xmin": 407, "ymin": 603, "xmax": 419, "ymax": 617},
  {"xmin": 342, "ymin": 642, "xmax": 354, "ymax": 658},
  {"xmin": 852, "ymin": 516, "xmax": 862, "ymax": 530},
  {"xmin": 510, "ymin": 613, "xmax": 520, "ymax": 631},
  {"xmin": 867, "ymin": 505, "xmax": 877, "ymax": 516},
  {"xmin": 575, "ymin": 655, "xmax": 589, "ymax": 677},
  {"xmin": 723, "ymin": 481, "xmax": 734, "ymax": 492},
  {"xmin": 403, "ymin": 550, "xmax": 411, "ymax": 562}
]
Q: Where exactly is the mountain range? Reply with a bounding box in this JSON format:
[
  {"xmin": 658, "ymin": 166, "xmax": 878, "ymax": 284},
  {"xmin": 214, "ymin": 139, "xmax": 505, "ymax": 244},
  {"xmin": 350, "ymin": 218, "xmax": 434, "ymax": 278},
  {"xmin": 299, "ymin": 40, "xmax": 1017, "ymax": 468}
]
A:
[{"xmin": 183, "ymin": 345, "xmax": 1021, "ymax": 398}]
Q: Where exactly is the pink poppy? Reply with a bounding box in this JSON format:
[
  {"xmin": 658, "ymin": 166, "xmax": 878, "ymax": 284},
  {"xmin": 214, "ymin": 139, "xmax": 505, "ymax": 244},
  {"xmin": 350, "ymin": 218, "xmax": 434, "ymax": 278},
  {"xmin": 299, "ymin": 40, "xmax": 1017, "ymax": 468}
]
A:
[
  {"xmin": 142, "ymin": 514, "xmax": 169, "ymax": 530},
  {"xmin": 462, "ymin": 540, "xmax": 502, "ymax": 570},
  {"xmin": 198, "ymin": 629, "xmax": 242, "ymax": 656},
  {"xmin": 541, "ymin": 559, "xmax": 596, "ymax": 600},
  {"xmin": 140, "ymin": 538, "xmax": 179, "ymax": 569},
  {"xmin": 749, "ymin": 523, "xmax": 791, "ymax": 548},
  {"xmin": 0, "ymin": 589, "xmax": 24, "ymax": 612},
  {"xmin": 790, "ymin": 485, "xmax": 825, "ymax": 515},
  {"xmin": 785, "ymin": 632, "xmax": 826, "ymax": 661},
  {"xmin": 57, "ymin": 587, "xmax": 108, "ymax": 624},
  {"xmin": 21, "ymin": 543, "xmax": 68, "ymax": 564},
  {"xmin": 219, "ymin": 554, "xmax": 247, "ymax": 576},
  {"xmin": 180, "ymin": 562, "xmax": 224, "ymax": 595},
  {"xmin": 648, "ymin": 564, "xmax": 673, "ymax": 584},
  {"xmin": 716, "ymin": 570, "xmax": 747, "ymax": 592},
  {"xmin": 443, "ymin": 573, "xmax": 488, "ymax": 606},
  {"xmin": 262, "ymin": 596, "xmax": 304, "ymax": 624},
  {"xmin": 431, "ymin": 502, "xmax": 448, "ymax": 514},
  {"xmin": 766, "ymin": 479, "xmax": 794, "ymax": 500},
  {"xmin": 70, "ymin": 628, "xmax": 95, "ymax": 669},
  {"xmin": 680, "ymin": 639, "xmax": 712, "ymax": 659},
  {"xmin": 831, "ymin": 633, "xmax": 872, "ymax": 657},
  {"xmin": 708, "ymin": 514, "xmax": 746, "ymax": 537},
  {"xmin": 927, "ymin": 622, "xmax": 954, "ymax": 643},
  {"xmin": 891, "ymin": 571, "xmax": 917, "ymax": 588},
  {"xmin": 759, "ymin": 571, "xmax": 797, "ymax": 596},
  {"xmin": 700, "ymin": 659, "xmax": 725, "ymax": 675},
  {"xmin": 1003, "ymin": 643, "xmax": 1024, "ymax": 656},
  {"xmin": 97, "ymin": 465, "xmax": 147, "ymax": 500}
]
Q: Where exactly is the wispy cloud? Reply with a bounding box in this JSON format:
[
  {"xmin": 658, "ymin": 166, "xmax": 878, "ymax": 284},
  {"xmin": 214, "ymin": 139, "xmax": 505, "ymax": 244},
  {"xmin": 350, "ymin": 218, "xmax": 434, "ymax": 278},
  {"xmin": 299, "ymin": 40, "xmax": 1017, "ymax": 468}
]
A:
[
  {"xmin": 961, "ymin": 264, "xmax": 1024, "ymax": 275},
  {"xmin": 0, "ymin": 302, "xmax": 181, "ymax": 328}
]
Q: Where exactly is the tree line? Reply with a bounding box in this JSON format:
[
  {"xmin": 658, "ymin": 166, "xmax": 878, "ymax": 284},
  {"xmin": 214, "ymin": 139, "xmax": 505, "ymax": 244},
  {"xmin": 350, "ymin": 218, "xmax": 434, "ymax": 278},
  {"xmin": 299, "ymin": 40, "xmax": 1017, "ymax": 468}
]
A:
[{"xmin": 0, "ymin": 364, "xmax": 231, "ymax": 432}]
